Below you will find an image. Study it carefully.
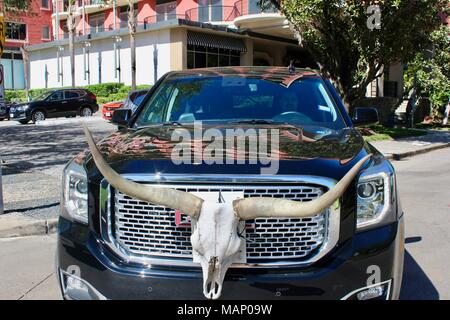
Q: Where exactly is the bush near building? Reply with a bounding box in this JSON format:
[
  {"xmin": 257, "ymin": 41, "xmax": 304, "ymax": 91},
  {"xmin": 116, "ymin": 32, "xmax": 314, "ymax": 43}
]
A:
[{"xmin": 5, "ymin": 83, "xmax": 151, "ymax": 105}]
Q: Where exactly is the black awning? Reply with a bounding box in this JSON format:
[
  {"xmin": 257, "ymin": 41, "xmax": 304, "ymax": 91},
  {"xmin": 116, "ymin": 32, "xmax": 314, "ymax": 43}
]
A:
[{"xmin": 187, "ymin": 31, "xmax": 247, "ymax": 52}]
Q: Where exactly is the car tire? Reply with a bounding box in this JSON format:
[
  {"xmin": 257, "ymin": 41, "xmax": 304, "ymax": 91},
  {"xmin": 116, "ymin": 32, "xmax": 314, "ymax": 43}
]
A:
[
  {"xmin": 81, "ymin": 107, "xmax": 93, "ymax": 117},
  {"xmin": 31, "ymin": 110, "xmax": 46, "ymax": 123},
  {"xmin": 19, "ymin": 120, "xmax": 30, "ymax": 124}
]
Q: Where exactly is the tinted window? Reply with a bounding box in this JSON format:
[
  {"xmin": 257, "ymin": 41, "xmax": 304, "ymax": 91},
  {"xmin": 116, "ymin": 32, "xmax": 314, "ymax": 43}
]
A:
[
  {"xmin": 133, "ymin": 92, "xmax": 146, "ymax": 106},
  {"xmin": 135, "ymin": 76, "xmax": 346, "ymax": 130},
  {"xmin": 49, "ymin": 91, "xmax": 64, "ymax": 101},
  {"xmin": 65, "ymin": 91, "xmax": 80, "ymax": 99}
]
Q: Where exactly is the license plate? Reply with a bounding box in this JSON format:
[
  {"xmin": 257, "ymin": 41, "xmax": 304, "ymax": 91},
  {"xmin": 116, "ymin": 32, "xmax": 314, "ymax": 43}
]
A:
[
  {"xmin": 106, "ymin": 112, "xmax": 111, "ymax": 117},
  {"xmin": 190, "ymin": 191, "xmax": 247, "ymax": 264},
  {"xmin": 10, "ymin": 114, "xmax": 14, "ymax": 118}
]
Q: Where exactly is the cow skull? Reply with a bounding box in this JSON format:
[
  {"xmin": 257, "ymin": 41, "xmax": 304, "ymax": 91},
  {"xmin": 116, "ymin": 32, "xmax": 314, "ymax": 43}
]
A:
[
  {"xmin": 84, "ymin": 126, "xmax": 370, "ymax": 300},
  {"xmin": 191, "ymin": 201, "xmax": 242, "ymax": 299}
]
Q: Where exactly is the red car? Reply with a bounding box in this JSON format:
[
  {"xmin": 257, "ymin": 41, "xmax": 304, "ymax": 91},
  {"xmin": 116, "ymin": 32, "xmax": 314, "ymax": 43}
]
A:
[
  {"xmin": 101, "ymin": 101, "xmax": 123, "ymax": 121},
  {"xmin": 101, "ymin": 89, "xmax": 148, "ymax": 121}
]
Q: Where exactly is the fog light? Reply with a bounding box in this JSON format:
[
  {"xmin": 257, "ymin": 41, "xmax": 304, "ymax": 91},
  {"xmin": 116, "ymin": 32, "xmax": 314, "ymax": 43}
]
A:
[
  {"xmin": 356, "ymin": 286, "xmax": 384, "ymax": 300},
  {"xmin": 341, "ymin": 280, "xmax": 392, "ymax": 300},
  {"xmin": 60, "ymin": 269, "xmax": 106, "ymax": 300}
]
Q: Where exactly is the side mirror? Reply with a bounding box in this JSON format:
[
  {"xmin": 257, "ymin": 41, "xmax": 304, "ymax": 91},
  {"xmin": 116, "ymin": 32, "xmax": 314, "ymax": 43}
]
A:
[
  {"xmin": 111, "ymin": 109, "xmax": 132, "ymax": 129},
  {"xmin": 352, "ymin": 107, "xmax": 379, "ymax": 127}
]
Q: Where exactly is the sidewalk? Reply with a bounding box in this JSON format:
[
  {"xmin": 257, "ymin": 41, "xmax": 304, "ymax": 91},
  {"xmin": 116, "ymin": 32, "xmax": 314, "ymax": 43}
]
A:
[
  {"xmin": 370, "ymin": 129, "xmax": 450, "ymax": 160},
  {"xmin": 1, "ymin": 129, "xmax": 450, "ymax": 238}
]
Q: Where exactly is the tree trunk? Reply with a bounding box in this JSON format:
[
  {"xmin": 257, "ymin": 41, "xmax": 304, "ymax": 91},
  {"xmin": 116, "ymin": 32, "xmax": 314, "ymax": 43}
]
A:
[
  {"xmin": 20, "ymin": 46, "xmax": 29, "ymax": 101},
  {"xmin": 67, "ymin": 3, "xmax": 76, "ymax": 87},
  {"xmin": 128, "ymin": 1, "xmax": 136, "ymax": 90}
]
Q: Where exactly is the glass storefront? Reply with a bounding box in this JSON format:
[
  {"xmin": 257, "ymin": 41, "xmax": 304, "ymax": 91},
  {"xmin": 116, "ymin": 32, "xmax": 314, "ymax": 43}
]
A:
[
  {"xmin": 0, "ymin": 51, "xmax": 25, "ymax": 90},
  {"xmin": 187, "ymin": 44, "xmax": 241, "ymax": 69}
]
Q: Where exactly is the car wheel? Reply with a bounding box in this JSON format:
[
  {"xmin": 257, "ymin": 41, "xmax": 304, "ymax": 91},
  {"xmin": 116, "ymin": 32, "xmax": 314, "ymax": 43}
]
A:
[
  {"xmin": 19, "ymin": 120, "xmax": 30, "ymax": 124},
  {"xmin": 81, "ymin": 107, "xmax": 92, "ymax": 117},
  {"xmin": 32, "ymin": 110, "xmax": 46, "ymax": 123}
]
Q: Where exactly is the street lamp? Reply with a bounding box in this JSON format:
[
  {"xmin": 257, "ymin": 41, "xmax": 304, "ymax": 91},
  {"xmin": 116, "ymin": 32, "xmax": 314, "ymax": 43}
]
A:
[
  {"xmin": 83, "ymin": 40, "xmax": 91, "ymax": 83},
  {"xmin": 57, "ymin": 45, "xmax": 65, "ymax": 85},
  {"xmin": 114, "ymin": 35, "xmax": 122, "ymax": 82}
]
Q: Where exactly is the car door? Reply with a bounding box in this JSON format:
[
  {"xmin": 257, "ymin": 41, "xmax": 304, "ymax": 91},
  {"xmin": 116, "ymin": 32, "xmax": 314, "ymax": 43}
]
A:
[
  {"xmin": 63, "ymin": 90, "xmax": 81, "ymax": 116},
  {"xmin": 46, "ymin": 91, "xmax": 65, "ymax": 117}
]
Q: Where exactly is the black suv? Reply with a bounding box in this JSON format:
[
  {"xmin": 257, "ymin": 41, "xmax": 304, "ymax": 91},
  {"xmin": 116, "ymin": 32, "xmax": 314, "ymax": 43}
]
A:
[
  {"xmin": 57, "ymin": 67, "xmax": 404, "ymax": 300},
  {"xmin": 10, "ymin": 89, "xmax": 99, "ymax": 124}
]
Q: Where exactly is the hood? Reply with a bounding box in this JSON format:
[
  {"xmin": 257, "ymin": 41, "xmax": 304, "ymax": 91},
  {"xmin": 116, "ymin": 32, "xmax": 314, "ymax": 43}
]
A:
[{"xmin": 79, "ymin": 124, "xmax": 373, "ymax": 181}]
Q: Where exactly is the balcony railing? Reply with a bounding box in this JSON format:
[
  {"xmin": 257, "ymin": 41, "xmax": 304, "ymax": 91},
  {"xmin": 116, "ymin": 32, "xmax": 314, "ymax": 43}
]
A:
[
  {"xmin": 185, "ymin": 6, "xmax": 241, "ymax": 23},
  {"xmin": 54, "ymin": 1, "xmax": 280, "ymax": 38}
]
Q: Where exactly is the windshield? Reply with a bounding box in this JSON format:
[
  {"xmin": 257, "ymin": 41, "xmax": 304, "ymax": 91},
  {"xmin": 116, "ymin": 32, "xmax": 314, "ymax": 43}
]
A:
[
  {"xmin": 134, "ymin": 76, "xmax": 346, "ymax": 130},
  {"xmin": 34, "ymin": 91, "xmax": 55, "ymax": 101}
]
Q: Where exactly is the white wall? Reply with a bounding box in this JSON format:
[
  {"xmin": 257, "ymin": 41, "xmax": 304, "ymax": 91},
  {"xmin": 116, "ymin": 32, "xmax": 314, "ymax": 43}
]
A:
[{"xmin": 29, "ymin": 29, "xmax": 172, "ymax": 89}]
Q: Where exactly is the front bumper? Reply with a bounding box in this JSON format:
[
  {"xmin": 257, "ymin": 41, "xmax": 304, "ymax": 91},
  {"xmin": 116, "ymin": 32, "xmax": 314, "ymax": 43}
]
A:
[
  {"xmin": 9, "ymin": 110, "xmax": 28, "ymax": 121},
  {"xmin": 56, "ymin": 216, "xmax": 404, "ymax": 300}
]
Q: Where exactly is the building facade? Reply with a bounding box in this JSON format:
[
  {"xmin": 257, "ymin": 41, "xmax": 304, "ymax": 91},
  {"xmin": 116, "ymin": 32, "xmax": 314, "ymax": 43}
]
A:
[
  {"xmin": 27, "ymin": 0, "xmax": 315, "ymax": 89},
  {"xmin": 1, "ymin": 0, "xmax": 54, "ymax": 89}
]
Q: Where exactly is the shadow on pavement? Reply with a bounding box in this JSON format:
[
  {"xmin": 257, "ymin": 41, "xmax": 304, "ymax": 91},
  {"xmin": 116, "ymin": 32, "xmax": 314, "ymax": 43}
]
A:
[{"xmin": 400, "ymin": 250, "xmax": 439, "ymax": 300}]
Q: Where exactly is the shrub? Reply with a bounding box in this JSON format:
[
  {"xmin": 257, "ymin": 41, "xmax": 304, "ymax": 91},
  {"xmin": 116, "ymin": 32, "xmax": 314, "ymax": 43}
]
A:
[
  {"xmin": 84, "ymin": 83, "xmax": 124, "ymax": 97},
  {"xmin": 5, "ymin": 83, "xmax": 151, "ymax": 105}
]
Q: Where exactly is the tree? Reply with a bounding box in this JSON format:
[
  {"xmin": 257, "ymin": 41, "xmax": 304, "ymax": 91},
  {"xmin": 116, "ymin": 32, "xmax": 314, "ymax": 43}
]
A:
[
  {"xmin": 0, "ymin": 0, "xmax": 31, "ymax": 13},
  {"xmin": 404, "ymin": 25, "xmax": 450, "ymax": 122},
  {"xmin": 262, "ymin": 0, "xmax": 447, "ymax": 106},
  {"xmin": 67, "ymin": 1, "xmax": 77, "ymax": 87},
  {"xmin": 128, "ymin": 1, "xmax": 137, "ymax": 90}
]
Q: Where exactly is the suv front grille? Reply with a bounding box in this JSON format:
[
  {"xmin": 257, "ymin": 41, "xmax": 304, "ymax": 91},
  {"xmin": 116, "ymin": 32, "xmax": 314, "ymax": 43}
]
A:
[{"xmin": 111, "ymin": 184, "xmax": 329, "ymax": 264}]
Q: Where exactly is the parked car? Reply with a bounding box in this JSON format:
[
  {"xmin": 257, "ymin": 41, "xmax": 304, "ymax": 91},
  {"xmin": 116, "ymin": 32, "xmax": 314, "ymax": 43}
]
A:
[
  {"xmin": 57, "ymin": 67, "xmax": 404, "ymax": 300},
  {"xmin": 101, "ymin": 89, "xmax": 148, "ymax": 121},
  {"xmin": 101, "ymin": 101, "xmax": 123, "ymax": 121},
  {"xmin": 9, "ymin": 89, "xmax": 99, "ymax": 124},
  {"xmin": 0, "ymin": 103, "xmax": 8, "ymax": 121},
  {"xmin": 118, "ymin": 89, "xmax": 148, "ymax": 114}
]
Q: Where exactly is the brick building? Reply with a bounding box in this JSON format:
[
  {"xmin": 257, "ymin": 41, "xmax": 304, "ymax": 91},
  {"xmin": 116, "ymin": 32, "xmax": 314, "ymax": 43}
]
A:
[{"xmin": 0, "ymin": 0, "xmax": 53, "ymax": 89}]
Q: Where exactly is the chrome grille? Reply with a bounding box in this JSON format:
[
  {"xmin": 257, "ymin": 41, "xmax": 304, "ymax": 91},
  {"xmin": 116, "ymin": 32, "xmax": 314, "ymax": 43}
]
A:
[{"xmin": 112, "ymin": 185, "xmax": 329, "ymax": 263}]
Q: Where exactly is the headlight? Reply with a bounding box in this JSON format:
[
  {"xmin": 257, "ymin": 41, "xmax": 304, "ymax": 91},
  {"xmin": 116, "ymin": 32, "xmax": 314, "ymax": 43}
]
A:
[
  {"xmin": 356, "ymin": 160, "xmax": 396, "ymax": 231},
  {"xmin": 17, "ymin": 105, "xmax": 29, "ymax": 112},
  {"xmin": 62, "ymin": 160, "xmax": 89, "ymax": 224}
]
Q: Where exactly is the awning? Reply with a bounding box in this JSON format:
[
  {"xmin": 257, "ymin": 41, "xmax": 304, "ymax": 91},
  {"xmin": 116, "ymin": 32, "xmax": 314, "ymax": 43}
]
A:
[{"xmin": 187, "ymin": 31, "xmax": 247, "ymax": 52}]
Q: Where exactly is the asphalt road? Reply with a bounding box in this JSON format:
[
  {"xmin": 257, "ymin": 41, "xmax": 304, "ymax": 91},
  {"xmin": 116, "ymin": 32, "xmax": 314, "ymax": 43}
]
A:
[
  {"xmin": 0, "ymin": 147, "xmax": 449, "ymax": 299},
  {"xmin": 0, "ymin": 116, "xmax": 115, "ymax": 219}
]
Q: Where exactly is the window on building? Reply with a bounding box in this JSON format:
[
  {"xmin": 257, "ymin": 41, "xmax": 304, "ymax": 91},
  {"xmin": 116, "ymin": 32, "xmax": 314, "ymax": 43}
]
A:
[
  {"xmin": 155, "ymin": 1, "xmax": 177, "ymax": 22},
  {"xmin": 42, "ymin": 26, "xmax": 50, "ymax": 40},
  {"xmin": 187, "ymin": 44, "xmax": 241, "ymax": 69},
  {"xmin": 198, "ymin": 0, "xmax": 222, "ymax": 22},
  {"xmin": 6, "ymin": 22, "xmax": 27, "ymax": 41},
  {"xmin": 89, "ymin": 13, "xmax": 105, "ymax": 33},
  {"xmin": 41, "ymin": 0, "xmax": 50, "ymax": 9}
]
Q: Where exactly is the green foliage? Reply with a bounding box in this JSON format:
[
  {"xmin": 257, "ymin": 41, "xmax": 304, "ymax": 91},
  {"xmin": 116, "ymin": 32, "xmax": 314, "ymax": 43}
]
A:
[
  {"xmin": 361, "ymin": 125, "xmax": 427, "ymax": 142},
  {"xmin": 404, "ymin": 25, "xmax": 450, "ymax": 119},
  {"xmin": 263, "ymin": 0, "xmax": 447, "ymax": 105},
  {"xmin": 5, "ymin": 83, "xmax": 151, "ymax": 104},
  {"xmin": 84, "ymin": 83, "xmax": 125, "ymax": 97}
]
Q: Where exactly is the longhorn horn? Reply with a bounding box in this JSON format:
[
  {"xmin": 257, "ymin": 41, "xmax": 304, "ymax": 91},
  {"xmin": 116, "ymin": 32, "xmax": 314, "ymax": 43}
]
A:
[
  {"xmin": 83, "ymin": 125, "xmax": 204, "ymax": 218},
  {"xmin": 233, "ymin": 154, "xmax": 371, "ymax": 220}
]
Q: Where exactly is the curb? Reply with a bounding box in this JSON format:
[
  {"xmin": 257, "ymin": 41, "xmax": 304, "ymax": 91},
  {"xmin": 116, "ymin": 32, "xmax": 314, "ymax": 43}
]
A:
[
  {"xmin": 0, "ymin": 218, "xmax": 58, "ymax": 239},
  {"xmin": 384, "ymin": 142, "xmax": 450, "ymax": 161}
]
